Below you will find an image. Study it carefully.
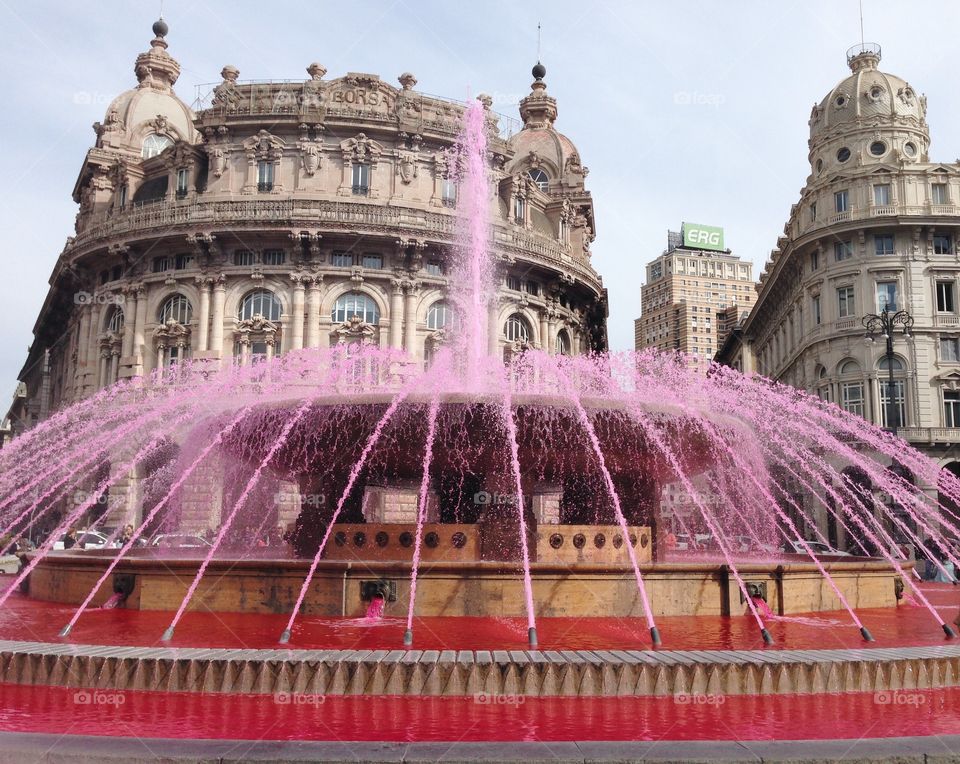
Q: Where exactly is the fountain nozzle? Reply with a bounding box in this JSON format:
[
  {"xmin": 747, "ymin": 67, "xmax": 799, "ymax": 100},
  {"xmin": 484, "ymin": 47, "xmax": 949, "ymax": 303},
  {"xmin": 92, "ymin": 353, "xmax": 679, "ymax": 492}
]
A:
[
  {"xmin": 761, "ymin": 628, "xmax": 774, "ymax": 645},
  {"xmin": 943, "ymin": 624, "xmax": 957, "ymax": 638},
  {"xmin": 403, "ymin": 628, "xmax": 413, "ymax": 646},
  {"xmin": 528, "ymin": 627, "xmax": 538, "ymax": 648},
  {"xmin": 650, "ymin": 626, "xmax": 662, "ymax": 647},
  {"xmin": 58, "ymin": 624, "xmax": 72, "ymax": 638},
  {"xmin": 161, "ymin": 627, "xmax": 175, "ymax": 642},
  {"xmin": 278, "ymin": 629, "xmax": 291, "ymax": 644},
  {"xmin": 860, "ymin": 626, "xmax": 875, "ymax": 642}
]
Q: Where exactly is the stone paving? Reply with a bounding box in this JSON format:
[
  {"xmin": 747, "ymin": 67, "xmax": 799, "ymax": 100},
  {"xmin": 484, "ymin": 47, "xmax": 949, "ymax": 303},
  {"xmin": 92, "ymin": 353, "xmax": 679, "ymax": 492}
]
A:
[{"xmin": 1, "ymin": 639, "xmax": 960, "ymax": 696}]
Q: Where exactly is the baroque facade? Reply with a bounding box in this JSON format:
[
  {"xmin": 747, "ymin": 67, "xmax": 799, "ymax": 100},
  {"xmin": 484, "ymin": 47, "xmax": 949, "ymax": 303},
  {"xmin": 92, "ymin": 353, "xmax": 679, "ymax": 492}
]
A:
[{"xmin": 7, "ymin": 20, "xmax": 607, "ymax": 436}]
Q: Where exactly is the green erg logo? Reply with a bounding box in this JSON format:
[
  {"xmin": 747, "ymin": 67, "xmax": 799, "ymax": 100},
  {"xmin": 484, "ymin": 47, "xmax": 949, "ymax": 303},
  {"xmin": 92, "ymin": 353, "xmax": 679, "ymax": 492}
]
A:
[{"xmin": 682, "ymin": 223, "xmax": 724, "ymax": 251}]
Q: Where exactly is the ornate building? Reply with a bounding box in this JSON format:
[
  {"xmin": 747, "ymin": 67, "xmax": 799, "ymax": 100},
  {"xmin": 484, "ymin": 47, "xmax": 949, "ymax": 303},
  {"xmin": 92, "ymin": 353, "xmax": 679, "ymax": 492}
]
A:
[
  {"xmin": 716, "ymin": 44, "xmax": 960, "ymax": 525},
  {"xmin": 7, "ymin": 20, "xmax": 607, "ymax": 435}
]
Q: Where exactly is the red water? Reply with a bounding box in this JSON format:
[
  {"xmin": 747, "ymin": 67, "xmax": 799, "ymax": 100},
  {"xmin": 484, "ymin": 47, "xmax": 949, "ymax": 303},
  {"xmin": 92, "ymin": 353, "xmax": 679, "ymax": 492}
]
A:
[
  {"xmin": 0, "ymin": 683, "xmax": 958, "ymax": 741},
  {"xmin": 1, "ymin": 581, "xmax": 956, "ymax": 652}
]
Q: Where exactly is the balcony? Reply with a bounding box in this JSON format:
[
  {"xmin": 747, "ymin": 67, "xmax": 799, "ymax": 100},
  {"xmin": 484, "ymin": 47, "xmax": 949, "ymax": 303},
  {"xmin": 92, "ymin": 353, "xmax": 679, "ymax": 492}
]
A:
[
  {"xmin": 898, "ymin": 427, "xmax": 960, "ymax": 445},
  {"xmin": 833, "ymin": 316, "xmax": 858, "ymax": 331},
  {"xmin": 870, "ymin": 206, "xmax": 897, "ymax": 217},
  {"xmin": 935, "ymin": 314, "xmax": 960, "ymax": 328},
  {"xmin": 257, "ymin": 182, "xmax": 274, "ymax": 193},
  {"xmin": 352, "ymin": 185, "xmax": 369, "ymax": 196}
]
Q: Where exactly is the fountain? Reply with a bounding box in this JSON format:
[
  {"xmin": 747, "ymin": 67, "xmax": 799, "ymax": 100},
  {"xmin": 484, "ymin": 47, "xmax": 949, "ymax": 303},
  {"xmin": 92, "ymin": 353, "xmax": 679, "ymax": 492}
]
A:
[{"xmin": 2, "ymin": 101, "xmax": 960, "ymax": 691}]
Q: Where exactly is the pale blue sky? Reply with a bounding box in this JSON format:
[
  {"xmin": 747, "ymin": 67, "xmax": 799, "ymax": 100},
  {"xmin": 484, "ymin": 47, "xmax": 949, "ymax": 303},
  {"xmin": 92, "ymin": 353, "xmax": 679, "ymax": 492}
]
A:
[{"xmin": 2, "ymin": 0, "xmax": 959, "ymax": 397}]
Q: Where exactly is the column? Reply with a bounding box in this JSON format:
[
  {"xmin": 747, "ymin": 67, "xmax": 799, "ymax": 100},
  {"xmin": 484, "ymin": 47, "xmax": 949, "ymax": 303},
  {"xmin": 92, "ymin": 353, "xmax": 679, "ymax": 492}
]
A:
[
  {"xmin": 289, "ymin": 275, "xmax": 305, "ymax": 350},
  {"xmin": 389, "ymin": 279, "xmax": 404, "ymax": 350},
  {"xmin": 488, "ymin": 300, "xmax": 499, "ymax": 356},
  {"xmin": 539, "ymin": 312, "xmax": 550, "ymax": 354},
  {"xmin": 403, "ymin": 281, "xmax": 420, "ymax": 356},
  {"xmin": 133, "ymin": 285, "xmax": 147, "ymax": 371},
  {"xmin": 121, "ymin": 289, "xmax": 136, "ymax": 358},
  {"xmin": 306, "ymin": 277, "xmax": 322, "ymax": 348},
  {"xmin": 98, "ymin": 351, "xmax": 108, "ymax": 390},
  {"xmin": 196, "ymin": 277, "xmax": 211, "ymax": 352},
  {"xmin": 548, "ymin": 317, "xmax": 558, "ymax": 355},
  {"xmin": 209, "ymin": 277, "xmax": 226, "ymax": 358},
  {"xmin": 74, "ymin": 305, "xmax": 89, "ymax": 393},
  {"xmin": 109, "ymin": 351, "xmax": 119, "ymax": 384}
]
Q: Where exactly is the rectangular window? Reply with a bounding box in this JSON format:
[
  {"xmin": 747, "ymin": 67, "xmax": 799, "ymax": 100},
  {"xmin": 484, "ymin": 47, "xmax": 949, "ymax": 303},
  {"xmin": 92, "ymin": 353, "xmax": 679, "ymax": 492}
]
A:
[
  {"xmin": 233, "ymin": 250, "xmax": 256, "ymax": 266},
  {"xmin": 441, "ymin": 179, "xmax": 457, "ymax": 207},
  {"xmin": 945, "ymin": 390, "xmax": 960, "ymax": 427},
  {"xmin": 118, "ymin": 185, "xmax": 127, "ymax": 209},
  {"xmin": 810, "ymin": 202, "xmax": 817, "ymax": 222},
  {"xmin": 941, "ymin": 338, "xmax": 960, "ymax": 363},
  {"xmin": 880, "ymin": 380, "xmax": 906, "ymax": 429},
  {"xmin": 331, "ymin": 251, "xmax": 353, "ymax": 267},
  {"xmin": 257, "ymin": 161, "xmax": 274, "ymax": 192},
  {"xmin": 933, "ymin": 184, "xmax": 949, "ymax": 205},
  {"xmin": 834, "ymin": 241, "xmax": 853, "ymax": 261},
  {"xmin": 361, "ymin": 253, "xmax": 383, "ymax": 269},
  {"xmin": 111, "ymin": 265, "xmax": 123, "ymax": 281},
  {"xmin": 152, "ymin": 256, "xmax": 172, "ymax": 273},
  {"xmin": 937, "ymin": 281, "xmax": 956, "ymax": 313},
  {"xmin": 174, "ymin": 253, "xmax": 193, "ymax": 270},
  {"xmin": 874, "ymin": 234, "xmax": 895, "ymax": 256},
  {"xmin": 506, "ymin": 275, "xmax": 521, "ymax": 291},
  {"xmin": 810, "ymin": 250, "xmax": 819, "ymax": 271},
  {"xmin": 812, "ymin": 294, "xmax": 822, "ymax": 325},
  {"xmin": 934, "ymin": 234, "xmax": 953, "ymax": 255},
  {"xmin": 837, "ymin": 286, "xmax": 855, "ymax": 318},
  {"xmin": 874, "ymin": 184, "xmax": 891, "ymax": 206},
  {"xmin": 841, "ymin": 382, "xmax": 865, "ymax": 417},
  {"xmin": 525, "ymin": 281, "xmax": 540, "ymax": 296},
  {"xmin": 876, "ymin": 281, "xmax": 898, "ymax": 311},
  {"xmin": 352, "ymin": 163, "xmax": 369, "ymax": 195},
  {"xmin": 426, "ymin": 261, "xmax": 443, "ymax": 276},
  {"xmin": 176, "ymin": 168, "xmax": 188, "ymax": 198},
  {"xmin": 513, "ymin": 196, "xmax": 526, "ymax": 223},
  {"xmin": 834, "ymin": 190, "xmax": 848, "ymax": 213},
  {"xmin": 262, "ymin": 249, "xmax": 286, "ymax": 266}
]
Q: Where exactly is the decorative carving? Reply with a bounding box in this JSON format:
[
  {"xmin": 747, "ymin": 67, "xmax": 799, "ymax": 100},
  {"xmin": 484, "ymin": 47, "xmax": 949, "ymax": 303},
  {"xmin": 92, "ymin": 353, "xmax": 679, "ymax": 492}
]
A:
[
  {"xmin": 397, "ymin": 150, "xmax": 419, "ymax": 183},
  {"xmin": 243, "ymin": 130, "xmax": 285, "ymax": 162},
  {"xmin": 212, "ymin": 66, "xmax": 242, "ymax": 111},
  {"xmin": 334, "ymin": 315, "xmax": 377, "ymax": 346},
  {"xmin": 340, "ymin": 133, "xmax": 382, "ymax": 166},
  {"xmin": 300, "ymin": 141, "xmax": 322, "ymax": 175}
]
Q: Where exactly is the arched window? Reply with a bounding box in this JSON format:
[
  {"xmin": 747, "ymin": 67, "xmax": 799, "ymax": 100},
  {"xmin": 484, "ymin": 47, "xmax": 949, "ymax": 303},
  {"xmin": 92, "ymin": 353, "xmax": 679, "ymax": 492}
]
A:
[
  {"xmin": 504, "ymin": 314, "xmax": 531, "ymax": 343},
  {"xmin": 142, "ymin": 134, "xmax": 174, "ymax": 159},
  {"xmin": 555, "ymin": 330, "xmax": 571, "ymax": 356},
  {"xmin": 838, "ymin": 359, "xmax": 861, "ymax": 375},
  {"xmin": 332, "ymin": 292, "xmax": 380, "ymax": 324},
  {"xmin": 239, "ymin": 290, "xmax": 282, "ymax": 321},
  {"xmin": 527, "ymin": 168, "xmax": 549, "ymax": 192},
  {"xmin": 107, "ymin": 308, "xmax": 124, "ymax": 334},
  {"xmin": 427, "ymin": 301, "xmax": 454, "ymax": 331},
  {"xmin": 159, "ymin": 294, "xmax": 192, "ymax": 324},
  {"xmin": 878, "ymin": 356, "xmax": 905, "ymax": 372}
]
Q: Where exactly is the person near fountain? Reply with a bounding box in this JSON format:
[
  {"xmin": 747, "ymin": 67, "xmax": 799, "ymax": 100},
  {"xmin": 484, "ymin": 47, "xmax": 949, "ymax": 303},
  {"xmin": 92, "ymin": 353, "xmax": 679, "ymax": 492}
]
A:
[
  {"xmin": 119, "ymin": 524, "xmax": 134, "ymax": 546},
  {"xmin": 62, "ymin": 528, "xmax": 79, "ymax": 550}
]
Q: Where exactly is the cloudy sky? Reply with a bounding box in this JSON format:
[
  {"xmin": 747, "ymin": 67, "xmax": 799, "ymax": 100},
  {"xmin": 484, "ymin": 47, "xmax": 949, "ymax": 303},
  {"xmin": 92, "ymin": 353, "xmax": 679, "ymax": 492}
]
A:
[{"xmin": 1, "ymin": 0, "xmax": 959, "ymax": 397}]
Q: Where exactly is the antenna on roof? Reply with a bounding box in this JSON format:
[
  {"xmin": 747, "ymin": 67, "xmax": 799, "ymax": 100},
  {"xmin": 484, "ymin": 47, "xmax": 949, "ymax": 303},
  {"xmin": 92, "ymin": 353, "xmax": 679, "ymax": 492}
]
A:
[
  {"xmin": 537, "ymin": 22, "xmax": 542, "ymax": 62},
  {"xmin": 159, "ymin": 0, "xmax": 165, "ymax": 19},
  {"xmin": 859, "ymin": 0, "xmax": 865, "ymax": 47}
]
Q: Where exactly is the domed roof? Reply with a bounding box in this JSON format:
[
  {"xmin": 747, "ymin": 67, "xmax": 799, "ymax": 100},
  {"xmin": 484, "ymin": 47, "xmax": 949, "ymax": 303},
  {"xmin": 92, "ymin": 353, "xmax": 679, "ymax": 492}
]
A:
[{"xmin": 809, "ymin": 44, "xmax": 926, "ymax": 145}]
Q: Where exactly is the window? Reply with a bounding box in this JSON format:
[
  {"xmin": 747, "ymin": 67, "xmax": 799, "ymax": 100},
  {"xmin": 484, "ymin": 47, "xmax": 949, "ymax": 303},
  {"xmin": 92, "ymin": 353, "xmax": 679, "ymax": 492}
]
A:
[
  {"xmin": 152, "ymin": 256, "xmax": 172, "ymax": 273},
  {"xmin": 441, "ymin": 179, "xmax": 457, "ymax": 207},
  {"xmin": 870, "ymin": 141, "xmax": 887, "ymax": 156},
  {"xmin": 513, "ymin": 196, "xmax": 526, "ymax": 224},
  {"xmin": 159, "ymin": 294, "xmax": 192, "ymax": 324},
  {"xmin": 427, "ymin": 301, "xmax": 454, "ymax": 330},
  {"xmin": 937, "ymin": 281, "xmax": 956, "ymax": 313},
  {"xmin": 262, "ymin": 249, "xmax": 286, "ymax": 266},
  {"xmin": 331, "ymin": 251, "xmax": 353, "ymax": 267},
  {"xmin": 332, "ymin": 292, "xmax": 379, "ymax": 324},
  {"xmin": 837, "ymin": 286, "xmax": 855, "ymax": 318},
  {"xmin": 810, "ymin": 202, "xmax": 818, "ymax": 222},
  {"xmin": 810, "ymin": 250, "xmax": 819, "ymax": 271},
  {"xmin": 528, "ymin": 168, "xmax": 549, "ymax": 192},
  {"xmin": 941, "ymin": 338, "xmax": 960, "ymax": 363},
  {"xmin": 839, "ymin": 359, "xmax": 861, "ymax": 375},
  {"xmin": 933, "ymin": 184, "xmax": 949, "ymax": 205},
  {"xmin": 164, "ymin": 345, "xmax": 184, "ymax": 367},
  {"xmin": 176, "ymin": 168, "xmax": 188, "ymax": 199},
  {"xmin": 506, "ymin": 275, "xmax": 521, "ymax": 291},
  {"xmin": 834, "ymin": 190, "xmax": 848, "ymax": 213},
  {"xmin": 233, "ymin": 250, "xmax": 256, "ymax": 266},
  {"xmin": 425, "ymin": 261, "xmax": 443, "ymax": 276},
  {"xmin": 504, "ymin": 315, "xmax": 530, "ymax": 342},
  {"xmin": 257, "ymin": 161, "xmax": 274, "ymax": 192},
  {"xmin": 107, "ymin": 308, "xmax": 124, "ymax": 334},
  {"xmin": 174, "ymin": 253, "xmax": 193, "ymax": 270},
  {"xmin": 837, "ymin": 147, "xmax": 851, "ymax": 163},
  {"xmin": 361, "ymin": 253, "xmax": 383, "ymax": 270},
  {"xmin": 524, "ymin": 281, "xmax": 540, "ymax": 296},
  {"xmin": 118, "ymin": 185, "xmax": 127, "ymax": 210},
  {"xmin": 812, "ymin": 294, "xmax": 822, "ymax": 325},
  {"xmin": 876, "ymin": 281, "xmax": 898, "ymax": 311},
  {"xmin": 111, "ymin": 265, "xmax": 123, "ymax": 281},
  {"xmin": 874, "ymin": 235, "xmax": 895, "ymax": 256},
  {"xmin": 142, "ymin": 133, "xmax": 173, "ymax": 159},
  {"xmin": 834, "ymin": 241, "xmax": 853, "ymax": 261},
  {"xmin": 555, "ymin": 330, "xmax": 571, "ymax": 356},
  {"xmin": 841, "ymin": 382, "xmax": 865, "ymax": 417},
  {"xmin": 945, "ymin": 390, "xmax": 960, "ymax": 427},
  {"xmin": 934, "ymin": 235, "xmax": 953, "ymax": 255},
  {"xmin": 352, "ymin": 163, "xmax": 370, "ymax": 195},
  {"xmin": 239, "ymin": 290, "xmax": 282, "ymax": 321},
  {"xmin": 879, "ymin": 380, "xmax": 906, "ymax": 429},
  {"xmin": 873, "ymin": 184, "xmax": 891, "ymax": 206}
]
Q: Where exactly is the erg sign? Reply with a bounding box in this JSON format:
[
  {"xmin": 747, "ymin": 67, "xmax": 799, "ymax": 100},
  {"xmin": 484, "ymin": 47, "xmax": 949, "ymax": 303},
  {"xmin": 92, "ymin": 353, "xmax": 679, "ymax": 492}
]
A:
[{"xmin": 682, "ymin": 223, "xmax": 725, "ymax": 252}]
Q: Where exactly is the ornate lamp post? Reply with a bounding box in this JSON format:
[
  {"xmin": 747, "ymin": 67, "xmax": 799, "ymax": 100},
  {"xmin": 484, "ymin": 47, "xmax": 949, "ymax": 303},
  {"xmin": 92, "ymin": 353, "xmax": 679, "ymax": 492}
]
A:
[{"xmin": 863, "ymin": 306, "xmax": 913, "ymax": 436}]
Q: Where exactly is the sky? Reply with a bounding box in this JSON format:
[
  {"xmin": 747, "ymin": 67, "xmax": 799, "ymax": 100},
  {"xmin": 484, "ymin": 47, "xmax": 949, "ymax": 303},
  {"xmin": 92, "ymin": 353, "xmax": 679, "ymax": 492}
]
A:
[{"xmin": 2, "ymin": 0, "xmax": 960, "ymax": 398}]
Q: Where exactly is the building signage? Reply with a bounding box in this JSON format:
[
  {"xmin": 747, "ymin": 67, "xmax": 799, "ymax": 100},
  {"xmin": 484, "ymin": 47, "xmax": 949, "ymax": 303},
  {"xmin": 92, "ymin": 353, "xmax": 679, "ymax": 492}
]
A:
[{"xmin": 682, "ymin": 223, "xmax": 725, "ymax": 251}]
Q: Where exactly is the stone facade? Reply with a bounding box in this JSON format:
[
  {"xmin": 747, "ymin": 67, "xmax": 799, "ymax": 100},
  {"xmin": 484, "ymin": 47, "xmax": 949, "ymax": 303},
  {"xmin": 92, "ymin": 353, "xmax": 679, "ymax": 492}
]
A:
[{"xmin": 7, "ymin": 21, "xmax": 608, "ymax": 437}]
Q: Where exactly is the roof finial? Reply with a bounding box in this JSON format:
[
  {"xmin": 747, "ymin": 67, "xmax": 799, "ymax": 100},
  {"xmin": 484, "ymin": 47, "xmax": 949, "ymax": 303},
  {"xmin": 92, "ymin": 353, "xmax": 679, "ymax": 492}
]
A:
[{"xmin": 531, "ymin": 22, "xmax": 546, "ymax": 82}]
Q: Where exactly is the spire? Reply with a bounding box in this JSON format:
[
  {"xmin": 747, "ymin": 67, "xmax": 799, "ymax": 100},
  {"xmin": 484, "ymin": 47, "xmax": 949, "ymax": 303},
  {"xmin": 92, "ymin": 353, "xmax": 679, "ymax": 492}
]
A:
[
  {"xmin": 134, "ymin": 17, "xmax": 180, "ymax": 91},
  {"xmin": 519, "ymin": 58, "xmax": 557, "ymax": 129}
]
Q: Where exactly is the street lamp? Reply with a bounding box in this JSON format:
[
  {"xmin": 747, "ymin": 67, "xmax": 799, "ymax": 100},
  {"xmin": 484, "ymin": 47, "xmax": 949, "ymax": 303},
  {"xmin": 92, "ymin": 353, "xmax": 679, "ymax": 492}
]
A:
[{"xmin": 862, "ymin": 305, "xmax": 914, "ymax": 436}]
